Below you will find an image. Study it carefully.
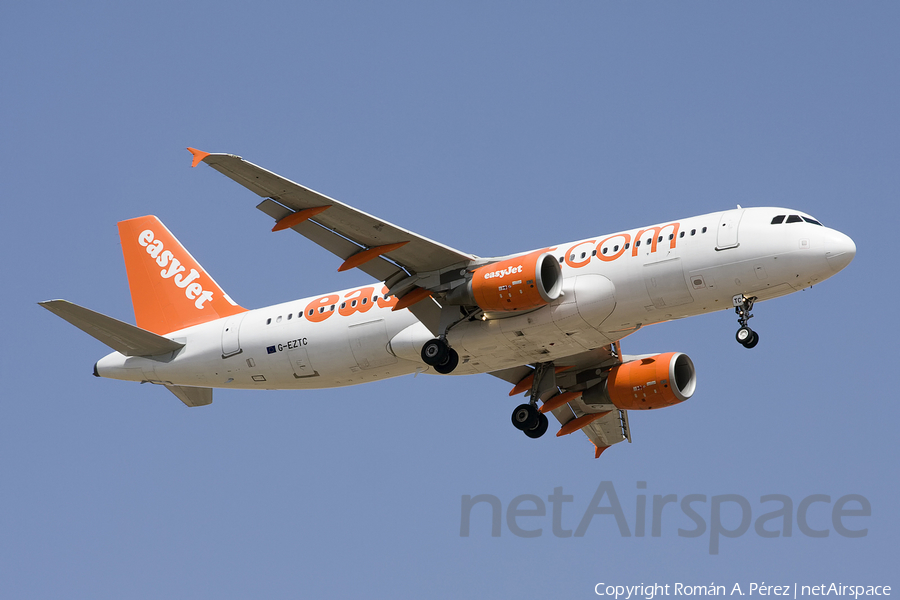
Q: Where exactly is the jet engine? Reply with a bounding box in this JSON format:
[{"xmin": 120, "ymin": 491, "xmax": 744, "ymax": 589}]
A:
[
  {"xmin": 599, "ymin": 352, "xmax": 696, "ymax": 410},
  {"xmin": 446, "ymin": 250, "xmax": 563, "ymax": 312}
]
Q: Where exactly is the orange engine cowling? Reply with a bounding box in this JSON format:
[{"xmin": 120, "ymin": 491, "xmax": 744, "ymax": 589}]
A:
[
  {"xmin": 604, "ymin": 352, "xmax": 696, "ymax": 410},
  {"xmin": 465, "ymin": 250, "xmax": 563, "ymax": 312}
]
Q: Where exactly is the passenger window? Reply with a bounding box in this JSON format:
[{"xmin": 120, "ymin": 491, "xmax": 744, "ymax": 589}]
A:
[
  {"xmin": 624, "ymin": 243, "xmax": 630, "ymax": 249},
  {"xmin": 646, "ymin": 238, "xmax": 651, "ymax": 245},
  {"xmin": 658, "ymin": 236, "xmax": 663, "ymax": 243},
  {"xmin": 362, "ymin": 297, "xmax": 368, "ymax": 304},
  {"xmin": 330, "ymin": 305, "xmax": 335, "ymax": 311},
  {"xmin": 351, "ymin": 300, "xmax": 358, "ymax": 307},
  {"xmin": 613, "ymin": 245, "xmax": 619, "ymax": 252},
  {"xmin": 318, "ymin": 307, "xmax": 324, "ymax": 313},
  {"xmin": 558, "ymin": 256, "xmax": 564, "ymax": 263},
  {"xmin": 580, "ymin": 252, "xmax": 586, "ymax": 259},
  {"xmin": 266, "ymin": 318, "xmax": 271, "ymax": 325},
  {"xmin": 287, "ymin": 313, "xmax": 292, "ymax": 320},
  {"xmin": 276, "ymin": 316, "xmax": 282, "ymax": 323},
  {"xmin": 786, "ymin": 215, "xmax": 802, "ymax": 223},
  {"xmin": 701, "ymin": 227, "xmax": 707, "ymax": 233},
  {"xmin": 591, "ymin": 249, "xmax": 597, "ymax": 256},
  {"xmin": 569, "ymin": 254, "xmax": 576, "ymax": 261},
  {"xmin": 691, "ymin": 229, "xmax": 696, "ymax": 236},
  {"xmin": 601, "ymin": 247, "xmax": 608, "ymax": 255},
  {"xmin": 679, "ymin": 231, "xmax": 685, "ymax": 238},
  {"xmin": 668, "ymin": 234, "xmax": 674, "ymax": 240},
  {"xmin": 636, "ymin": 240, "xmax": 641, "ymax": 247},
  {"xmin": 771, "ymin": 215, "xmax": 785, "ymax": 224}
]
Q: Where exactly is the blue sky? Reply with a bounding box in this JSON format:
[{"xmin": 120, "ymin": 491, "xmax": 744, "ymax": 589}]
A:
[{"xmin": 2, "ymin": 2, "xmax": 898, "ymax": 598}]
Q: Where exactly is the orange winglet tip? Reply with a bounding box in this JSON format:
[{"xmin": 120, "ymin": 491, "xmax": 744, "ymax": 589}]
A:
[
  {"xmin": 594, "ymin": 444, "xmax": 609, "ymax": 459},
  {"xmin": 338, "ymin": 241, "xmax": 409, "ymax": 272},
  {"xmin": 556, "ymin": 411, "xmax": 610, "ymax": 437},
  {"xmin": 508, "ymin": 365, "xmax": 573, "ymax": 396},
  {"xmin": 187, "ymin": 147, "xmax": 211, "ymax": 168},
  {"xmin": 539, "ymin": 391, "xmax": 582, "ymax": 413},
  {"xmin": 392, "ymin": 287, "xmax": 432, "ymax": 311},
  {"xmin": 272, "ymin": 206, "xmax": 331, "ymax": 231}
]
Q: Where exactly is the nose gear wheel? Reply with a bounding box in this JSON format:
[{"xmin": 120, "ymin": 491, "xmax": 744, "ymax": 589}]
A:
[{"xmin": 733, "ymin": 294, "xmax": 760, "ymax": 349}]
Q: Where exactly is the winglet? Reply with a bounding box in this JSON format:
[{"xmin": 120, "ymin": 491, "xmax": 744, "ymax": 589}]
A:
[
  {"xmin": 594, "ymin": 444, "xmax": 608, "ymax": 459},
  {"xmin": 187, "ymin": 147, "xmax": 211, "ymax": 168}
]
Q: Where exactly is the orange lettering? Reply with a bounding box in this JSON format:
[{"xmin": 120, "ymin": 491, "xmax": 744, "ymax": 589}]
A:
[
  {"xmin": 596, "ymin": 233, "xmax": 632, "ymax": 262},
  {"xmin": 564, "ymin": 240, "xmax": 596, "ymax": 269},
  {"xmin": 376, "ymin": 285, "xmax": 398, "ymax": 309},
  {"xmin": 339, "ymin": 287, "xmax": 376, "ymax": 316},
  {"xmin": 304, "ymin": 294, "xmax": 340, "ymax": 323},
  {"xmin": 632, "ymin": 223, "xmax": 680, "ymax": 257}
]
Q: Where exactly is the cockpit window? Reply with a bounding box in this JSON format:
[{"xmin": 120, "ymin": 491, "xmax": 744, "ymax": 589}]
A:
[
  {"xmin": 786, "ymin": 215, "xmax": 803, "ymax": 223},
  {"xmin": 802, "ymin": 217, "xmax": 823, "ymax": 226},
  {"xmin": 771, "ymin": 215, "xmax": 785, "ymax": 224}
]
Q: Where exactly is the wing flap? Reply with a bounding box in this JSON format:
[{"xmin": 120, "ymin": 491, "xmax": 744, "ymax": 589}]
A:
[
  {"xmin": 39, "ymin": 300, "xmax": 184, "ymax": 357},
  {"xmin": 549, "ymin": 404, "xmax": 627, "ymax": 452},
  {"xmin": 200, "ymin": 152, "xmax": 476, "ymax": 275},
  {"xmin": 488, "ymin": 342, "xmax": 633, "ymax": 457},
  {"xmin": 256, "ymin": 199, "xmax": 402, "ymax": 281}
]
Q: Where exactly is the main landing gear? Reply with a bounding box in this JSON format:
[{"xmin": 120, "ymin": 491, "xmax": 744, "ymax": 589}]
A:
[
  {"xmin": 421, "ymin": 337, "xmax": 459, "ymax": 374},
  {"xmin": 508, "ymin": 362, "xmax": 553, "ymax": 439},
  {"xmin": 511, "ymin": 403, "xmax": 549, "ymax": 439},
  {"xmin": 733, "ymin": 294, "xmax": 760, "ymax": 349}
]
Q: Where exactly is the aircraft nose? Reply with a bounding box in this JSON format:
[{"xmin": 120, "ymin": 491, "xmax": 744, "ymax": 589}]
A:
[{"xmin": 824, "ymin": 229, "xmax": 856, "ymax": 273}]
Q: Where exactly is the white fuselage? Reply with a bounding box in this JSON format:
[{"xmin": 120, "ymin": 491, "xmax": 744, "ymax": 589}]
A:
[{"xmin": 95, "ymin": 207, "xmax": 856, "ymax": 390}]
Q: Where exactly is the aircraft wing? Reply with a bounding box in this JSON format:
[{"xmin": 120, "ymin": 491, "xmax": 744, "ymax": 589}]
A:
[
  {"xmin": 189, "ymin": 149, "xmax": 477, "ymax": 285},
  {"xmin": 490, "ymin": 342, "xmax": 632, "ymax": 458}
]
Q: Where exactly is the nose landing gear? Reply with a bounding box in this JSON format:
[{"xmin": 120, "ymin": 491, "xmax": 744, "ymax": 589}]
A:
[{"xmin": 733, "ymin": 294, "xmax": 760, "ymax": 348}]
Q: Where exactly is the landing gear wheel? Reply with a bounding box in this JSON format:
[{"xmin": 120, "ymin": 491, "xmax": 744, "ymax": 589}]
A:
[
  {"xmin": 421, "ymin": 338, "xmax": 449, "ymax": 366},
  {"xmin": 523, "ymin": 412, "xmax": 549, "ymax": 439},
  {"xmin": 736, "ymin": 327, "xmax": 759, "ymax": 348},
  {"xmin": 744, "ymin": 330, "xmax": 759, "ymax": 349},
  {"xmin": 433, "ymin": 348, "xmax": 459, "ymax": 374},
  {"xmin": 511, "ymin": 403, "xmax": 540, "ymax": 431},
  {"xmin": 733, "ymin": 294, "xmax": 760, "ymax": 349}
]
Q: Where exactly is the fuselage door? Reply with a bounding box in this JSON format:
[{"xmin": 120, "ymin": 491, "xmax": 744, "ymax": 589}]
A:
[
  {"xmin": 221, "ymin": 313, "xmax": 246, "ymax": 358},
  {"xmin": 716, "ymin": 208, "xmax": 744, "ymax": 250}
]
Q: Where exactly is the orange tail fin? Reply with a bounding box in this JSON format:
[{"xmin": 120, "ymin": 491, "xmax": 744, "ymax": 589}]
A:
[{"xmin": 118, "ymin": 216, "xmax": 246, "ymax": 335}]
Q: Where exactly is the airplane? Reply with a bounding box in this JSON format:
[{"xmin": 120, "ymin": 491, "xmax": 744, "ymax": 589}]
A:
[{"xmin": 40, "ymin": 148, "xmax": 857, "ymax": 458}]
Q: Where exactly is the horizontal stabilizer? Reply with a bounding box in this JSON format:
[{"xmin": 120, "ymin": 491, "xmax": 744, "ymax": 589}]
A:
[
  {"xmin": 38, "ymin": 300, "xmax": 185, "ymax": 357},
  {"xmin": 165, "ymin": 384, "xmax": 212, "ymax": 407}
]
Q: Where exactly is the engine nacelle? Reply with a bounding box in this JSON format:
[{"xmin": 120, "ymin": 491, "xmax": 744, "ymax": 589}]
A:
[
  {"xmin": 603, "ymin": 352, "xmax": 696, "ymax": 410},
  {"xmin": 447, "ymin": 250, "xmax": 563, "ymax": 312}
]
